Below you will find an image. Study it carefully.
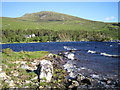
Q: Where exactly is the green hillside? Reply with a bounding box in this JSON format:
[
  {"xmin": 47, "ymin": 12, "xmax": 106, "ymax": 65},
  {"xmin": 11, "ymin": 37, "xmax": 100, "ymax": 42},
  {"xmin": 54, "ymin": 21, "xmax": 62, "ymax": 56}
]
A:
[
  {"xmin": 2, "ymin": 11, "xmax": 119, "ymax": 43},
  {"xmin": 19, "ymin": 11, "xmax": 86, "ymax": 21}
]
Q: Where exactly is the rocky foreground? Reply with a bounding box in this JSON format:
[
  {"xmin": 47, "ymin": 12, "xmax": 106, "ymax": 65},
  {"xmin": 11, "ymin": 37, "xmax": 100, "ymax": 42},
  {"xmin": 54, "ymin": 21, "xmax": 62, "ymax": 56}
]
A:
[{"xmin": 0, "ymin": 49, "xmax": 120, "ymax": 89}]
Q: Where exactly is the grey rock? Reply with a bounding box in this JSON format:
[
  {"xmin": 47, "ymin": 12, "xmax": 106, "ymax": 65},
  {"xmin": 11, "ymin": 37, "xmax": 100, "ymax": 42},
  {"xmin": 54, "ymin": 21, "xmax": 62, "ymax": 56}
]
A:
[
  {"xmin": 69, "ymin": 80, "xmax": 79, "ymax": 88},
  {"xmin": 20, "ymin": 64, "xmax": 29, "ymax": 69},
  {"xmin": 39, "ymin": 60, "xmax": 53, "ymax": 82}
]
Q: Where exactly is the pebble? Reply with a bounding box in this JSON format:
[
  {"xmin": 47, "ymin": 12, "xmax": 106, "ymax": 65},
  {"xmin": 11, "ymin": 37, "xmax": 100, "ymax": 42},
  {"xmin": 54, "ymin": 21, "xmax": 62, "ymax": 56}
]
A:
[
  {"xmin": 48, "ymin": 53, "xmax": 54, "ymax": 57},
  {"xmin": 31, "ymin": 76, "xmax": 38, "ymax": 80},
  {"xmin": 69, "ymin": 71, "xmax": 77, "ymax": 78},
  {"xmin": 80, "ymin": 67, "xmax": 87, "ymax": 70},
  {"xmin": 91, "ymin": 74, "xmax": 100, "ymax": 79},
  {"xmin": 0, "ymin": 72, "xmax": 10, "ymax": 79},
  {"xmin": 20, "ymin": 64, "xmax": 29, "ymax": 69},
  {"xmin": 67, "ymin": 53, "xmax": 75, "ymax": 60},
  {"xmin": 13, "ymin": 71, "xmax": 19, "ymax": 77},
  {"xmin": 20, "ymin": 61, "xmax": 27, "ymax": 64},
  {"xmin": 31, "ymin": 62, "xmax": 38, "ymax": 66},
  {"xmin": 0, "ymin": 67, "xmax": 2, "ymax": 72},
  {"xmin": 9, "ymin": 80, "xmax": 15, "ymax": 87},
  {"xmin": 25, "ymin": 80, "xmax": 31, "ymax": 84}
]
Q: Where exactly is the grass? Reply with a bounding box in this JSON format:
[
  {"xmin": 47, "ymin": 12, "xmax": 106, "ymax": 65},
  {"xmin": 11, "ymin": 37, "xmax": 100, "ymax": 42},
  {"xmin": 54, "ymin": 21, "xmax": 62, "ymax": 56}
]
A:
[
  {"xmin": 2, "ymin": 49, "xmax": 49, "ymax": 62},
  {"xmin": 1, "ymin": 11, "xmax": 119, "ymax": 43},
  {"xmin": 1, "ymin": 48, "xmax": 68, "ymax": 88},
  {"xmin": 1, "ymin": 48, "xmax": 49, "ymax": 88},
  {"xmin": 2, "ymin": 16, "xmax": 116, "ymax": 32}
]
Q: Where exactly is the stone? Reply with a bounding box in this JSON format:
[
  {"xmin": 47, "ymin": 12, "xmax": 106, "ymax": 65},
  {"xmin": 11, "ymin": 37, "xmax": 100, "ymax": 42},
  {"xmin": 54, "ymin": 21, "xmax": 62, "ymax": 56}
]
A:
[
  {"xmin": 2, "ymin": 64, "xmax": 8, "ymax": 68},
  {"xmin": 39, "ymin": 86, "xmax": 44, "ymax": 88},
  {"xmin": 67, "ymin": 53, "xmax": 75, "ymax": 60},
  {"xmin": 0, "ymin": 72, "xmax": 10, "ymax": 80},
  {"xmin": 0, "ymin": 66, "xmax": 2, "ymax": 72},
  {"xmin": 31, "ymin": 62, "xmax": 38, "ymax": 66},
  {"xmin": 13, "ymin": 61, "xmax": 21, "ymax": 64},
  {"xmin": 80, "ymin": 67, "xmax": 87, "ymax": 70},
  {"xmin": 39, "ymin": 60, "xmax": 53, "ymax": 82},
  {"xmin": 28, "ymin": 66, "xmax": 37, "ymax": 71},
  {"xmin": 100, "ymin": 79, "xmax": 107, "ymax": 85},
  {"xmin": 20, "ymin": 64, "xmax": 29, "ymax": 69},
  {"xmin": 13, "ymin": 71, "xmax": 19, "ymax": 77},
  {"xmin": 20, "ymin": 61, "xmax": 27, "ymax": 64},
  {"xmin": 69, "ymin": 71, "xmax": 77, "ymax": 78},
  {"xmin": 72, "ymin": 80, "xmax": 79, "ymax": 86},
  {"xmin": 48, "ymin": 53, "xmax": 54, "ymax": 57},
  {"xmin": 91, "ymin": 74, "xmax": 100, "ymax": 79},
  {"xmin": 24, "ymin": 86, "xmax": 29, "ymax": 88},
  {"xmin": 9, "ymin": 80, "xmax": 15, "ymax": 87},
  {"xmin": 107, "ymin": 80, "xmax": 112, "ymax": 85},
  {"xmin": 25, "ymin": 80, "xmax": 31, "ymax": 84},
  {"xmin": 76, "ymin": 74, "xmax": 85, "ymax": 81},
  {"xmin": 68, "ymin": 80, "xmax": 79, "ymax": 89},
  {"xmin": 64, "ymin": 53, "xmax": 75, "ymax": 60},
  {"xmin": 63, "ymin": 61, "xmax": 74, "ymax": 71},
  {"xmin": 81, "ymin": 78, "xmax": 91, "ymax": 85}
]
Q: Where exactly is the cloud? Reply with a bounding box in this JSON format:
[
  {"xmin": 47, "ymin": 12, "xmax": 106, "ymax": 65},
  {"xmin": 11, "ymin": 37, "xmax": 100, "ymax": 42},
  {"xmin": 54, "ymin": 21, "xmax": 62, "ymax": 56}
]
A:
[{"xmin": 104, "ymin": 16, "xmax": 115, "ymax": 21}]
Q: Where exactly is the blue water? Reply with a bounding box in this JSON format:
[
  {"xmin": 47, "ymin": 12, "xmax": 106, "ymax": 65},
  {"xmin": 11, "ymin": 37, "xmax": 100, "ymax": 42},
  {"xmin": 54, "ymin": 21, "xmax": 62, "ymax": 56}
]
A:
[
  {"xmin": 2, "ymin": 41, "xmax": 119, "ymax": 54},
  {"xmin": 1, "ymin": 41, "xmax": 119, "ymax": 75}
]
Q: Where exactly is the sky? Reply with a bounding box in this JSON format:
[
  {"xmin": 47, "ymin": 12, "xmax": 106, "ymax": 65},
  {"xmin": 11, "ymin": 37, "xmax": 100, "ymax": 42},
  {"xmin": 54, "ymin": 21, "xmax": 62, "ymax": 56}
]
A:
[
  {"xmin": 1, "ymin": 2, "xmax": 118, "ymax": 22},
  {"xmin": 1, "ymin": 0, "xmax": 120, "ymax": 2}
]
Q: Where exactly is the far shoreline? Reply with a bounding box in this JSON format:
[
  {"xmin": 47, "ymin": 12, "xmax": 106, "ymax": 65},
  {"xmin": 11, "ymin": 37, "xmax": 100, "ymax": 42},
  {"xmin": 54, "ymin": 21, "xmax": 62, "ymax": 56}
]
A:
[{"xmin": 0, "ymin": 40, "xmax": 120, "ymax": 44}]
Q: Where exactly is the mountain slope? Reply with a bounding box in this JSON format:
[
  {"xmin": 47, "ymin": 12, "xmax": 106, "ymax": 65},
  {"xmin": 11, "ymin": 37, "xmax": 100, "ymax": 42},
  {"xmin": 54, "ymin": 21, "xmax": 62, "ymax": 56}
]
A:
[
  {"xmin": 2, "ymin": 11, "xmax": 116, "ymax": 31},
  {"xmin": 18, "ymin": 11, "xmax": 87, "ymax": 22},
  {"xmin": 2, "ymin": 11, "xmax": 119, "ymax": 43}
]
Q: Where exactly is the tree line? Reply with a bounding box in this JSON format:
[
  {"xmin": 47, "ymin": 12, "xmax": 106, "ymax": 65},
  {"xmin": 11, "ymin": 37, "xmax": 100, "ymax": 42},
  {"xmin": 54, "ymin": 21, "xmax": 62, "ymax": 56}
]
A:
[{"xmin": 2, "ymin": 29, "xmax": 117, "ymax": 43}]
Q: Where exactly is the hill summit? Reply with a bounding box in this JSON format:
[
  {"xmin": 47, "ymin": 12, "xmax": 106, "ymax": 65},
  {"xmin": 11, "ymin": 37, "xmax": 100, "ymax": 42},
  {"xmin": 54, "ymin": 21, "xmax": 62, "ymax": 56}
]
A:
[{"xmin": 19, "ymin": 11, "xmax": 86, "ymax": 22}]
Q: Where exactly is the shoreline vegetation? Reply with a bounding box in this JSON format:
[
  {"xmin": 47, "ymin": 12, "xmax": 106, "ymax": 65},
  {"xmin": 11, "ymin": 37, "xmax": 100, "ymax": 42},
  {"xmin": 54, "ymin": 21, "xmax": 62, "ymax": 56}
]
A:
[
  {"xmin": 1, "ymin": 48, "xmax": 119, "ymax": 89},
  {"xmin": 0, "ymin": 39, "xmax": 120, "ymax": 44},
  {"xmin": 2, "ymin": 29, "xmax": 119, "ymax": 43}
]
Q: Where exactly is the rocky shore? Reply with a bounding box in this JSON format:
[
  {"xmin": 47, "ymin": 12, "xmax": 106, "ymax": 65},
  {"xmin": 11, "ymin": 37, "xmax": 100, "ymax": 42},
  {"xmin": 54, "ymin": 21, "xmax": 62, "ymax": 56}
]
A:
[
  {"xmin": 1, "ymin": 49, "xmax": 120, "ymax": 89},
  {"xmin": 57, "ymin": 51, "xmax": 120, "ymax": 89}
]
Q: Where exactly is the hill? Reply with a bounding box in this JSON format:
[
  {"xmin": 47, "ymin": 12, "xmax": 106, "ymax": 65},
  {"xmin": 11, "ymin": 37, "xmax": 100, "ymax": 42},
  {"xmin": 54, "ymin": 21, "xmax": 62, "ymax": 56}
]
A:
[
  {"xmin": 2, "ymin": 11, "xmax": 119, "ymax": 43},
  {"xmin": 19, "ymin": 11, "xmax": 85, "ymax": 21}
]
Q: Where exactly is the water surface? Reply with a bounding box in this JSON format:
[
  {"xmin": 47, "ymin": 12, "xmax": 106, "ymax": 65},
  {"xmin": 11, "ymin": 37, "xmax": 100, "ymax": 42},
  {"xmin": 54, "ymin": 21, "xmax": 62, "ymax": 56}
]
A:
[{"xmin": 2, "ymin": 41, "xmax": 119, "ymax": 76}]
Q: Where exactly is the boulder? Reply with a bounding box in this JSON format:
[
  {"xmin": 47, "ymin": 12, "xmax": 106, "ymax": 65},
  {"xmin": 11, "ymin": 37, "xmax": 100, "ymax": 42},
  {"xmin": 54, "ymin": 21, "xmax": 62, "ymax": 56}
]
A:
[{"xmin": 39, "ymin": 60, "xmax": 53, "ymax": 82}]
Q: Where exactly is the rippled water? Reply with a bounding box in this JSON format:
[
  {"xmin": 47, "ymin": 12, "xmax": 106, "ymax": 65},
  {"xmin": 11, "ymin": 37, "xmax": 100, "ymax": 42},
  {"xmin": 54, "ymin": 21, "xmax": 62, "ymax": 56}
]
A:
[{"xmin": 2, "ymin": 41, "xmax": 119, "ymax": 76}]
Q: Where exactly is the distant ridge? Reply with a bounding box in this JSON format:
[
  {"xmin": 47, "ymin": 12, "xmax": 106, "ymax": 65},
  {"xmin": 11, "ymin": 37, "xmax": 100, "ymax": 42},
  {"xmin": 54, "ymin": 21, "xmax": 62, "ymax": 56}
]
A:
[{"xmin": 18, "ymin": 11, "xmax": 93, "ymax": 22}]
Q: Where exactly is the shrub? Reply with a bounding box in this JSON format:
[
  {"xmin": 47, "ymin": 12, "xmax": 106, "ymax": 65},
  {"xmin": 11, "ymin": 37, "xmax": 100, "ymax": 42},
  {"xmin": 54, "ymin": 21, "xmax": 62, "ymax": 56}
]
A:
[{"xmin": 2, "ymin": 48, "xmax": 13, "ymax": 56}]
